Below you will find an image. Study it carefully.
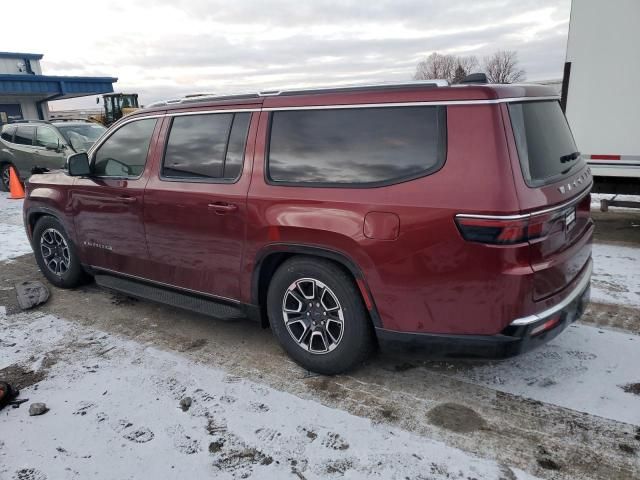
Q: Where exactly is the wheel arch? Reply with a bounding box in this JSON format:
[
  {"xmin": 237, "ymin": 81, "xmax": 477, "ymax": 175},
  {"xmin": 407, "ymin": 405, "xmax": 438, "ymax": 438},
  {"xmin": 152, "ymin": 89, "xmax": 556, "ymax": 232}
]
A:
[
  {"xmin": 26, "ymin": 207, "xmax": 67, "ymax": 243},
  {"xmin": 251, "ymin": 244, "xmax": 382, "ymax": 329}
]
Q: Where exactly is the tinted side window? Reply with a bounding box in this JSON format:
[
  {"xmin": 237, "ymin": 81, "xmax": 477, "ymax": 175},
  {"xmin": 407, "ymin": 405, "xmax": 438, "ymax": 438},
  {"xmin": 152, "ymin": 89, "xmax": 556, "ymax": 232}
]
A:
[
  {"xmin": 162, "ymin": 112, "xmax": 250, "ymax": 181},
  {"xmin": 14, "ymin": 126, "xmax": 35, "ymax": 146},
  {"xmin": 508, "ymin": 101, "xmax": 583, "ymax": 186},
  {"xmin": 35, "ymin": 127, "xmax": 59, "ymax": 148},
  {"xmin": 93, "ymin": 119, "xmax": 157, "ymax": 177},
  {"xmin": 1, "ymin": 126, "xmax": 15, "ymax": 142},
  {"xmin": 268, "ymin": 106, "xmax": 446, "ymax": 185},
  {"xmin": 224, "ymin": 113, "xmax": 250, "ymax": 180}
]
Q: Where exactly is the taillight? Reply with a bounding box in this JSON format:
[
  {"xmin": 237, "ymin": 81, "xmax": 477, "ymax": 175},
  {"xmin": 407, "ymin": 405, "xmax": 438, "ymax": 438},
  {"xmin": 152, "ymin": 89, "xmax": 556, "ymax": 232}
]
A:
[{"xmin": 455, "ymin": 213, "xmax": 553, "ymax": 245}]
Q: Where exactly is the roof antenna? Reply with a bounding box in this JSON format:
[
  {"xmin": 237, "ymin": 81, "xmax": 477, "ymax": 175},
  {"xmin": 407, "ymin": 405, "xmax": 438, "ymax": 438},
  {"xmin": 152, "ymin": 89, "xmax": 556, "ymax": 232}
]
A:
[{"xmin": 460, "ymin": 73, "xmax": 488, "ymax": 84}]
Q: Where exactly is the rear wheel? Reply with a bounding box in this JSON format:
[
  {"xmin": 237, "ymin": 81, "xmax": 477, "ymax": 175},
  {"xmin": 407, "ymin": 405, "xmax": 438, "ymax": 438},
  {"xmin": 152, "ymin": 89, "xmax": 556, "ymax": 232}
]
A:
[
  {"xmin": 0, "ymin": 163, "xmax": 13, "ymax": 192},
  {"xmin": 33, "ymin": 216, "xmax": 87, "ymax": 288},
  {"xmin": 267, "ymin": 256, "xmax": 375, "ymax": 375}
]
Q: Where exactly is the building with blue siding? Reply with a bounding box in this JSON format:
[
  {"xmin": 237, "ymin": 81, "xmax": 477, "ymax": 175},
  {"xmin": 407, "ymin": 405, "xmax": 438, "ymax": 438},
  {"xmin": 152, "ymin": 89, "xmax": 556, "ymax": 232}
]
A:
[{"xmin": 0, "ymin": 52, "xmax": 116, "ymax": 124}]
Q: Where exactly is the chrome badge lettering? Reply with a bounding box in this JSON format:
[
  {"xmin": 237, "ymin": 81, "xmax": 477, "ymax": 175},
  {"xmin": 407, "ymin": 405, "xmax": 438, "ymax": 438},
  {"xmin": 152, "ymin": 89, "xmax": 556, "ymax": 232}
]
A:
[
  {"xmin": 558, "ymin": 171, "xmax": 590, "ymax": 194},
  {"xmin": 83, "ymin": 240, "xmax": 113, "ymax": 251}
]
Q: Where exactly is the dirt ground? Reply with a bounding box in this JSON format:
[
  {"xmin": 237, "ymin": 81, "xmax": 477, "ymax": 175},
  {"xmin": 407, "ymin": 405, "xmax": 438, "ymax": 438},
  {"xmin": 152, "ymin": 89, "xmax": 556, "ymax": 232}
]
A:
[{"xmin": 1, "ymin": 209, "xmax": 639, "ymax": 479}]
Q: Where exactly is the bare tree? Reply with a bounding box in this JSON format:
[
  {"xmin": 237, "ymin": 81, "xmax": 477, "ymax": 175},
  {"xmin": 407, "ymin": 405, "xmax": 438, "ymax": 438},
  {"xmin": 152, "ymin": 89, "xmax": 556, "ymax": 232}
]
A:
[
  {"xmin": 482, "ymin": 50, "xmax": 526, "ymax": 84},
  {"xmin": 451, "ymin": 55, "xmax": 479, "ymax": 83},
  {"xmin": 414, "ymin": 53, "xmax": 457, "ymax": 82},
  {"xmin": 414, "ymin": 53, "xmax": 480, "ymax": 83}
]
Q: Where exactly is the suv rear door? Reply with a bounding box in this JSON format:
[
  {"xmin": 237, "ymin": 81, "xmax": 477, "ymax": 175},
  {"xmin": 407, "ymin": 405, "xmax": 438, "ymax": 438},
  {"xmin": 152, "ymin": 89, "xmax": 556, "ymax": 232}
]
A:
[
  {"xmin": 12, "ymin": 125, "xmax": 37, "ymax": 178},
  {"xmin": 505, "ymin": 100, "xmax": 593, "ymax": 301},
  {"xmin": 142, "ymin": 108, "xmax": 257, "ymax": 301}
]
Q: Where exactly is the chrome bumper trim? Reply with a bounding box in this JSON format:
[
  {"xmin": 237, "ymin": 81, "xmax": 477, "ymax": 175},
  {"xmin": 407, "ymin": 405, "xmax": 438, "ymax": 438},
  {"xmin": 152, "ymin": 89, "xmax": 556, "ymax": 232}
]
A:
[{"xmin": 510, "ymin": 258, "xmax": 592, "ymax": 326}]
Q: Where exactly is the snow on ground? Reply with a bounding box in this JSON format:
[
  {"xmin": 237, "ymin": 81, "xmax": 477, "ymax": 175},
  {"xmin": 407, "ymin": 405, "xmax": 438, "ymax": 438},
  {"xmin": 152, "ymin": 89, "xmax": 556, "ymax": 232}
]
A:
[
  {"xmin": 0, "ymin": 312, "xmax": 537, "ymax": 480},
  {"xmin": 0, "ymin": 192, "xmax": 32, "ymax": 261},
  {"xmin": 444, "ymin": 323, "xmax": 640, "ymax": 426},
  {"xmin": 592, "ymin": 243, "xmax": 640, "ymax": 307}
]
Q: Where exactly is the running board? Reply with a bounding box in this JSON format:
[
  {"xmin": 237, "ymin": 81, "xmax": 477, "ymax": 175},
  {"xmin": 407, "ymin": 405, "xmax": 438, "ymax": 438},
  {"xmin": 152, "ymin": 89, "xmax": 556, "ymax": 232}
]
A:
[{"xmin": 94, "ymin": 273, "xmax": 245, "ymax": 320}]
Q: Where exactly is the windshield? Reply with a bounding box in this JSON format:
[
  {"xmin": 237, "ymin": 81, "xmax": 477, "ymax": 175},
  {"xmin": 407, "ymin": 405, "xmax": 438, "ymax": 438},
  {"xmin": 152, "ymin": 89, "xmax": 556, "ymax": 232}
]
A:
[
  {"xmin": 57, "ymin": 124, "xmax": 107, "ymax": 152},
  {"xmin": 508, "ymin": 101, "xmax": 584, "ymax": 187}
]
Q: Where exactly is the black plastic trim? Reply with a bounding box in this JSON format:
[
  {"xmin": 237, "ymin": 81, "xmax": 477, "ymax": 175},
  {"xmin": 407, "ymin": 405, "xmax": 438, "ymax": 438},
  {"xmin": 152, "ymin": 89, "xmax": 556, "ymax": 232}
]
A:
[
  {"xmin": 377, "ymin": 284, "xmax": 589, "ymax": 358},
  {"xmin": 252, "ymin": 243, "xmax": 383, "ymax": 328}
]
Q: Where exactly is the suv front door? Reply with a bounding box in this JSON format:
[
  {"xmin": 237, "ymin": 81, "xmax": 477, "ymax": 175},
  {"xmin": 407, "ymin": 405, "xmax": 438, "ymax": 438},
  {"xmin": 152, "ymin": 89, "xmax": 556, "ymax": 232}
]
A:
[
  {"xmin": 143, "ymin": 110, "xmax": 255, "ymax": 301},
  {"xmin": 71, "ymin": 117, "xmax": 160, "ymax": 277},
  {"xmin": 34, "ymin": 126, "xmax": 66, "ymax": 171}
]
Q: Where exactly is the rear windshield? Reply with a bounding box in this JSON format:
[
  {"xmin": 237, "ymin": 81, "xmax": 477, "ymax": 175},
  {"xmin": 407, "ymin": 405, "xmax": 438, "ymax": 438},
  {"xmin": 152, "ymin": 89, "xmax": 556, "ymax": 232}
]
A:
[{"xmin": 508, "ymin": 101, "xmax": 584, "ymax": 187}]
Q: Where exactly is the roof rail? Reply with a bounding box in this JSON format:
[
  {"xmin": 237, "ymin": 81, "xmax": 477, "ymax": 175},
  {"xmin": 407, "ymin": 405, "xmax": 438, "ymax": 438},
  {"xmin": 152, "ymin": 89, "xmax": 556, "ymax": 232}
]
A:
[
  {"xmin": 144, "ymin": 79, "xmax": 449, "ymax": 109},
  {"xmin": 8, "ymin": 119, "xmax": 49, "ymax": 124},
  {"xmin": 262, "ymin": 79, "xmax": 449, "ymax": 97},
  {"xmin": 49, "ymin": 118, "xmax": 94, "ymax": 123}
]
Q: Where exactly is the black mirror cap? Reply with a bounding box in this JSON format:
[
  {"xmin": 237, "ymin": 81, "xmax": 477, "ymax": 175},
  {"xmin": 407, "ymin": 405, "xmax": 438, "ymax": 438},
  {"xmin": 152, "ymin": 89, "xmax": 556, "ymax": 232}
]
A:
[
  {"xmin": 460, "ymin": 72, "xmax": 488, "ymax": 84},
  {"xmin": 67, "ymin": 152, "xmax": 91, "ymax": 176}
]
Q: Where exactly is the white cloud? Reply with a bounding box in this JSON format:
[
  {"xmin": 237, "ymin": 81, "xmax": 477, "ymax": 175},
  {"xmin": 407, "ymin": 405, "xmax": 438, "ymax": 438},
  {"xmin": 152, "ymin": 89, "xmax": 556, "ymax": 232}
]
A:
[{"xmin": 3, "ymin": 0, "xmax": 571, "ymax": 109}]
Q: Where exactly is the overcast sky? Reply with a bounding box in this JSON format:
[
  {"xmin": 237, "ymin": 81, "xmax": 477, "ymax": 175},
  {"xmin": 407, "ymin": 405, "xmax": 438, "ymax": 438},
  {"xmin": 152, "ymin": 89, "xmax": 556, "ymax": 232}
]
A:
[{"xmin": 6, "ymin": 0, "xmax": 571, "ymax": 110}]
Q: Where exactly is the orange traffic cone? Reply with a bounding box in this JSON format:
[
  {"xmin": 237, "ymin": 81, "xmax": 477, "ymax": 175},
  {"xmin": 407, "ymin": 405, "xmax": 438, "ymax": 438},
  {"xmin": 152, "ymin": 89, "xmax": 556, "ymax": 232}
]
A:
[{"xmin": 8, "ymin": 166, "xmax": 25, "ymax": 200}]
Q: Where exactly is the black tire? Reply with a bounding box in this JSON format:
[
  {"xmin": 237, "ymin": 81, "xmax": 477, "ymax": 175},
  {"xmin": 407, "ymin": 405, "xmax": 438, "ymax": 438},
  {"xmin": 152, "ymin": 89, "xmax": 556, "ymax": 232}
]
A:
[
  {"xmin": 33, "ymin": 216, "xmax": 87, "ymax": 288},
  {"xmin": 267, "ymin": 256, "xmax": 375, "ymax": 375},
  {"xmin": 0, "ymin": 163, "xmax": 12, "ymax": 192}
]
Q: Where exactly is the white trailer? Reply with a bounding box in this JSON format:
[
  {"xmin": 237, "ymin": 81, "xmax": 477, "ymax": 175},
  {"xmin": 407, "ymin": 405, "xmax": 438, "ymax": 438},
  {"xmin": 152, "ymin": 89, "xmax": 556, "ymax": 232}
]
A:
[{"xmin": 563, "ymin": 0, "xmax": 640, "ymax": 194}]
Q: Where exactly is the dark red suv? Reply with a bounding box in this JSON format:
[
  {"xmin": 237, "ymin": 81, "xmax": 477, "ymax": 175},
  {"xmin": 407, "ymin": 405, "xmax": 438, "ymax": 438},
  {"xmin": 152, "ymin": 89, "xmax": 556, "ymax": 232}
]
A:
[{"xmin": 23, "ymin": 81, "xmax": 593, "ymax": 374}]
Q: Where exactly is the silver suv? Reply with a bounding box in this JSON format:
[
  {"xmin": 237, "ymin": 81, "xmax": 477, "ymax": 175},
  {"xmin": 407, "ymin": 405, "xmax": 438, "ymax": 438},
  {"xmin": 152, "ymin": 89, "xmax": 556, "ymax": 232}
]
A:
[{"xmin": 0, "ymin": 119, "xmax": 106, "ymax": 190}]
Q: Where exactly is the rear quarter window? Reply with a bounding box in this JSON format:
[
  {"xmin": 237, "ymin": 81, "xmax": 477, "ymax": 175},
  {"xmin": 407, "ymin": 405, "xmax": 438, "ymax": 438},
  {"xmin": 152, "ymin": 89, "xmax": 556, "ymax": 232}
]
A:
[
  {"xmin": 508, "ymin": 101, "xmax": 584, "ymax": 187},
  {"xmin": 267, "ymin": 106, "xmax": 446, "ymax": 186},
  {"xmin": 1, "ymin": 126, "xmax": 16, "ymax": 142}
]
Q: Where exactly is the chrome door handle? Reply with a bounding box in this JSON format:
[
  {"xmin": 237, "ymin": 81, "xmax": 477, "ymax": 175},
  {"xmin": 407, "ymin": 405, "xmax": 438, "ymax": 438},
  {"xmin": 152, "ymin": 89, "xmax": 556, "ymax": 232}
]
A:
[
  {"xmin": 118, "ymin": 195, "xmax": 137, "ymax": 204},
  {"xmin": 208, "ymin": 202, "xmax": 237, "ymax": 213}
]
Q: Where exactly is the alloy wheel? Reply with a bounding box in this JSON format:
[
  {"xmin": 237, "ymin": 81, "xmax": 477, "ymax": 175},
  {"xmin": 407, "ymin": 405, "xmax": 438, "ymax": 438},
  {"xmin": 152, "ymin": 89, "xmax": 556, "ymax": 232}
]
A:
[
  {"xmin": 40, "ymin": 228, "xmax": 71, "ymax": 276},
  {"xmin": 282, "ymin": 278, "xmax": 345, "ymax": 354}
]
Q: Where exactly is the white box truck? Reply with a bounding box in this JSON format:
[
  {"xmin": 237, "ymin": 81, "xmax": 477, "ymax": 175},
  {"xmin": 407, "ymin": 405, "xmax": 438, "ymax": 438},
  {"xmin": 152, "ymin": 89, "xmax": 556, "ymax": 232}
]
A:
[{"xmin": 563, "ymin": 0, "xmax": 640, "ymax": 194}]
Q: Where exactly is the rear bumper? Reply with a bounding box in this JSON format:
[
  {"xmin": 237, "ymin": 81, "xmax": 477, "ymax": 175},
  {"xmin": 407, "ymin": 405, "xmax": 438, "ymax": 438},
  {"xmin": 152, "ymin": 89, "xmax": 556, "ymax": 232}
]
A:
[{"xmin": 376, "ymin": 259, "xmax": 591, "ymax": 359}]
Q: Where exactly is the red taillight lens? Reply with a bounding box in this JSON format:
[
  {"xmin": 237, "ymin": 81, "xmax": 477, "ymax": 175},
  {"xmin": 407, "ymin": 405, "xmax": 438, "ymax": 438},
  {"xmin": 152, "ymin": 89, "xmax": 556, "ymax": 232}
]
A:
[{"xmin": 455, "ymin": 214, "xmax": 552, "ymax": 245}]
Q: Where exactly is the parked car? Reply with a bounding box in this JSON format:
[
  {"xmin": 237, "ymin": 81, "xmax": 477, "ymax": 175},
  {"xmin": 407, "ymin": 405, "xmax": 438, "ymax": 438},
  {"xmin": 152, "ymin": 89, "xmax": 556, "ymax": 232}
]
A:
[
  {"xmin": 0, "ymin": 119, "xmax": 106, "ymax": 191},
  {"xmin": 22, "ymin": 80, "xmax": 593, "ymax": 374}
]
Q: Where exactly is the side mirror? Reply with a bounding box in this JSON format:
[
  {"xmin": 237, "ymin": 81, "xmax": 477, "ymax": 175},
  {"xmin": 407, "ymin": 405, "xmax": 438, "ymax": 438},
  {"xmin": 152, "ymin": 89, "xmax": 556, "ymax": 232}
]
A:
[{"xmin": 67, "ymin": 152, "xmax": 91, "ymax": 176}]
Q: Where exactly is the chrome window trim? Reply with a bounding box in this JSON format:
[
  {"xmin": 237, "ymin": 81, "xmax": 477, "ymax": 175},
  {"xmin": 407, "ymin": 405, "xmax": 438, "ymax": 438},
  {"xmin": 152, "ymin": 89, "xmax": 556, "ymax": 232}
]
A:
[
  {"xmin": 510, "ymin": 258, "xmax": 592, "ymax": 326},
  {"xmin": 90, "ymin": 265, "xmax": 241, "ymax": 304},
  {"xmin": 87, "ymin": 109, "xmax": 260, "ymax": 157},
  {"xmin": 262, "ymin": 96, "xmax": 560, "ymax": 112},
  {"xmin": 87, "ymin": 114, "xmax": 164, "ymax": 157},
  {"xmin": 455, "ymin": 185, "xmax": 592, "ymax": 221}
]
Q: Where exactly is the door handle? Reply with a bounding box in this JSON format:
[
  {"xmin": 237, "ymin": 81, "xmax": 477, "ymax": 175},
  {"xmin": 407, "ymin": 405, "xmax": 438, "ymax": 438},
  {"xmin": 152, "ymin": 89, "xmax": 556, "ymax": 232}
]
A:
[
  {"xmin": 208, "ymin": 202, "xmax": 237, "ymax": 213},
  {"xmin": 118, "ymin": 195, "xmax": 137, "ymax": 204}
]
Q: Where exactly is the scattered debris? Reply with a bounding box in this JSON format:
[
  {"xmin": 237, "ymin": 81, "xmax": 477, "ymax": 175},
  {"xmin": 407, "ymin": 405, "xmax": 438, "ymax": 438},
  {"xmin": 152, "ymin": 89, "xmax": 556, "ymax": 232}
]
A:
[
  {"xmin": 621, "ymin": 382, "xmax": 640, "ymax": 395},
  {"xmin": 536, "ymin": 446, "xmax": 561, "ymax": 471},
  {"xmin": 619, "ymin": 443, "xmax": 637, "ymax": 455},
  {"xmin": 179, "ymin": 396, "xmax": 192, "ymax": 411},
  {"xmin": 29, "ymin": 402, "xmax": 49, "ymax": 416},
  {"xmin": 15, "ymin": 281, "xmax": 49, "ymax": 310}
]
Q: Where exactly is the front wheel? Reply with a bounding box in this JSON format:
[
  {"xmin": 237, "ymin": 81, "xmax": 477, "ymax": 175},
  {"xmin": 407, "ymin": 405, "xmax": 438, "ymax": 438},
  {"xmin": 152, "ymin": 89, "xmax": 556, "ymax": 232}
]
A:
[
  {"xmin": 33, "ymin": 216, "xmax": 87, "ymax": 288},
  {"xmin": 267, "ymin": 256, "xmax": 375, "ymax": 375}
]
